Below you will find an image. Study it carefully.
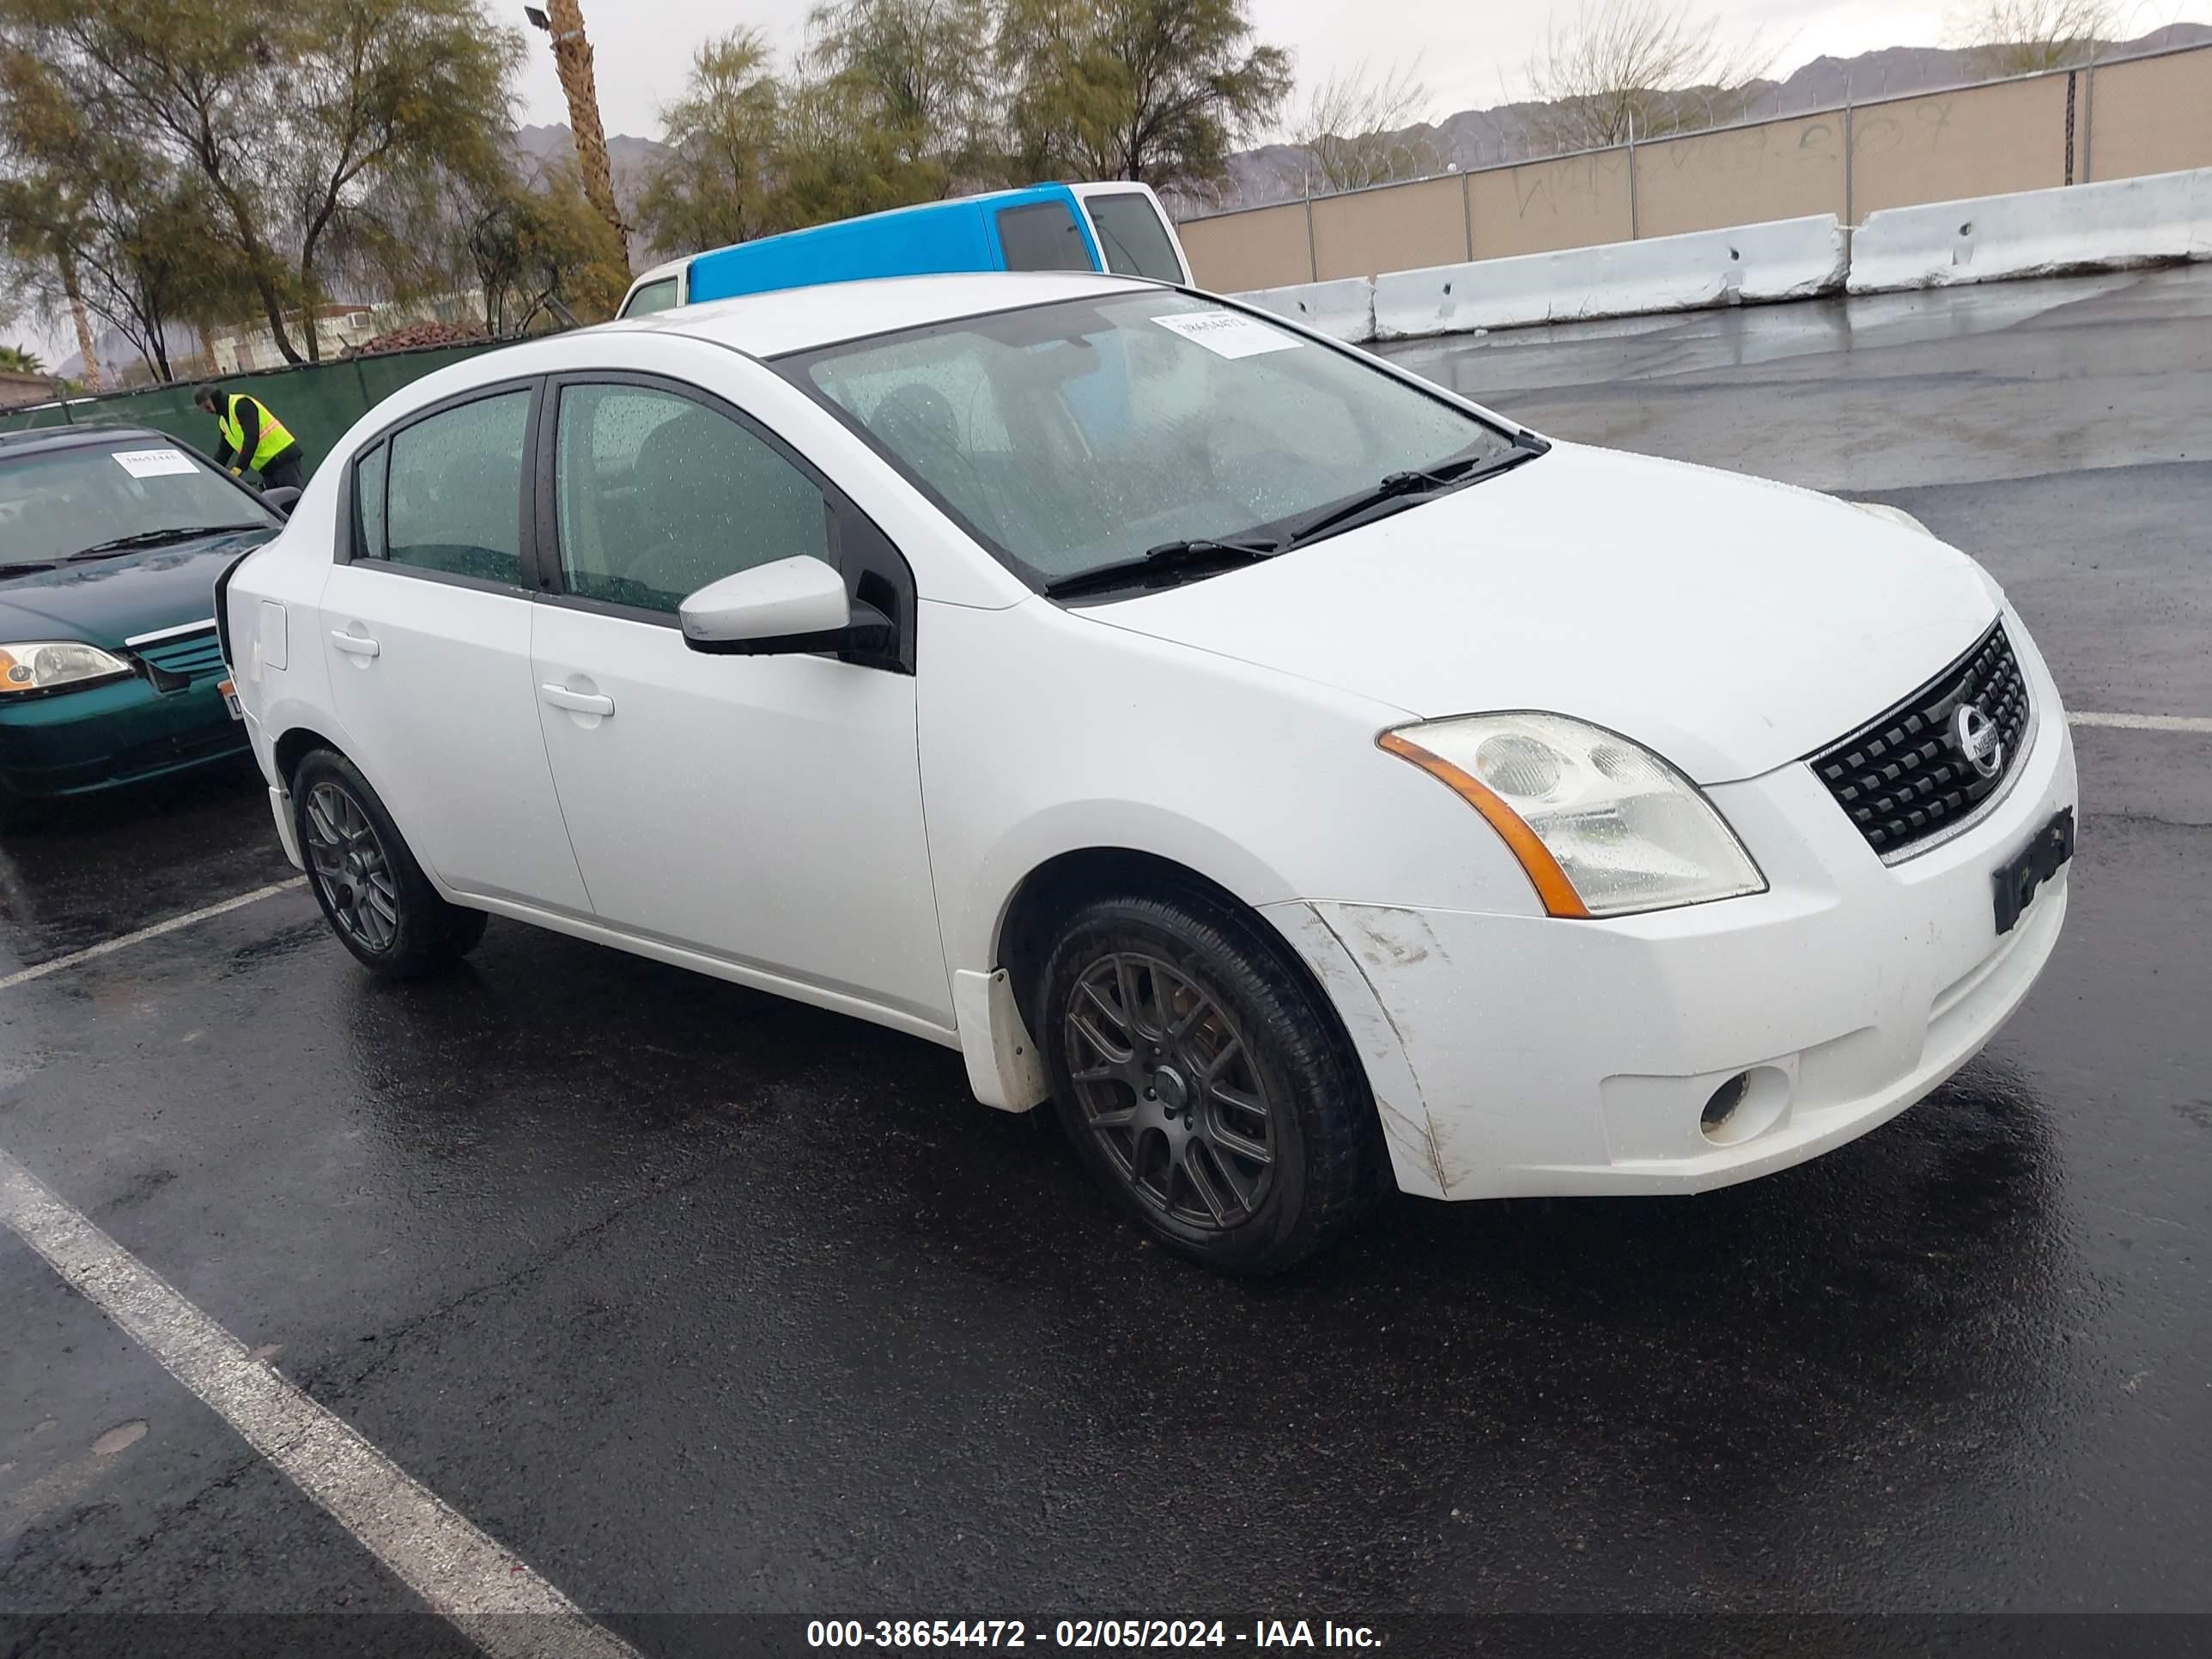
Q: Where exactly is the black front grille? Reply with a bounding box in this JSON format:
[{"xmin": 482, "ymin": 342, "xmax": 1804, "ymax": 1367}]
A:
[
  {"xmin": 133, "ymin": 627, "xmax": 227, "ymax": 684},
  {"xmin": 1809, "ymin": 619, "xmax": 2031, "ymax": 858}
]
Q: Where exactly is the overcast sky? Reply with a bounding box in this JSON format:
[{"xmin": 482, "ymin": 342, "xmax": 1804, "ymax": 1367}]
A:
[{"xmin": 514, "ymin": 0, "xmax": 2207, "ymax": 142}]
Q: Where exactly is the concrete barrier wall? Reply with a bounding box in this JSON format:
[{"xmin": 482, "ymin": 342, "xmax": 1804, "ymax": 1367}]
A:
[
  {"xmin": 2089, "ymin": 50, "xmax": 2212, "ymax": 183},
  {"xmin": 1179, "ymin": 201, "xmax": 1313, "ymax": 294},
  {"xmin": 1370, "ymin": 215, "xmax": 1847, "ymax": 339},
  {"xmin": 1310, "ymin": 174, "xmax": 1467, "ymax": 283},
  {"xmin": 1635, "ymin": 115, "xmax": 1847, "ymax": 237},
  {"xmin": 1849, "ymin": 167, "xmax": 2212, "ymax": 292},
  {"xmin": 1467, "ymin": 151, "xmax": 1633, "ymax": 258},
  {"xmin": 1235, "ymin": 277, "xmax": 1376, "ymax": 343}
]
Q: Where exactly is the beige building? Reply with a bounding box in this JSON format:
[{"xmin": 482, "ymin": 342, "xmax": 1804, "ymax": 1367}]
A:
[{"xmin": 0, "ymin": 368, "xmax": 55, "ymax": 411}]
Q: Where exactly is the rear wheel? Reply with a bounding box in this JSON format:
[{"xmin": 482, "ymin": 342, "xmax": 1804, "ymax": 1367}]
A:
[
  {"xmin": 292, "ymin": 749, "xmax": 485, "ymax": 980},
  {"xmin": 1039, "ymin": 891, "xmax": 1383, "ymax": 1273}
]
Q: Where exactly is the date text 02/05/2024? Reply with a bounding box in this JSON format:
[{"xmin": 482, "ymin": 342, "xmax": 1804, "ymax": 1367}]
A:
[{"xmin": 805, "ymin": 1620, "xmax": 1383, "ymax": 1649}]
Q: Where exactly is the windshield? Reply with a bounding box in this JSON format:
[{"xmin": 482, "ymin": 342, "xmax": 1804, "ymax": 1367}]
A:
[
  {"xmin": 622, "ymin": 276, "xmax": 683, "ymax": 318},
  {"xmin": 0, "ymin": 441, "xmax": 267, "ymax": 569},
  {"xmin": 781, "ymin": 290, "xmax": 1519, "ymax": 590}
]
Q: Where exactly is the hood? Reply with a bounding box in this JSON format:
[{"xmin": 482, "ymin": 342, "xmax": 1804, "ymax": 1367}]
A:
[
  {"xmin": 0, "ymin": 529, "xmax": 274, "ymax": 653},
  {"xmin": 1079, "ymin": 443, "xmax": 1999, "ymax": 783}
]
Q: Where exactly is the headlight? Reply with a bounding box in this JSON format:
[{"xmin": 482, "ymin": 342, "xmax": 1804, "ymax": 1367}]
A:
[
  {"xmin": 0, "ymin": 641, "xmax": 133, "ymax": 696},
  {"xmin": 1379, "ymin": 713, "xmax": 1766, "ymax": 918}
]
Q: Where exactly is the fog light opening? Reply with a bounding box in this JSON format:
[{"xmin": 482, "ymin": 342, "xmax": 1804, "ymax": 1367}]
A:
[
  {"xmin": 1701, "ymin": 1074, "xmax": 1750, "ymax": 1139},
  {"xmin": 1699, "ymin": 1066, "xmax": 1790, "ymax": 1147}
]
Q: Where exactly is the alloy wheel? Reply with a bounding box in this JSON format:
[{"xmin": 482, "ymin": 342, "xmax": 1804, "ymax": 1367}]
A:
[
  {"xmin": 1063, "ymin": 951, "xmax": 1278, "ymax": 1231},
  {"xmin": 304, "ymin": 781, "xmax": 400, "ymax": 954}
]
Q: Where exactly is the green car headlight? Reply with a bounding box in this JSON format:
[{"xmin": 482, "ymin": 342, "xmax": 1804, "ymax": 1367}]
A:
[{"xmin": 0, "ymin": 641, "xmax": 134, "ymax": 696}]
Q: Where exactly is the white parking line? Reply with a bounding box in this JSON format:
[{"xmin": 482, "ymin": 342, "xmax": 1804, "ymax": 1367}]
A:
[
  {"xmin": 0, "ymin": 878, "xmax": 307, "ymax": 993},
  {"xmin": 2069, "ymin": 711, "xmax": 2212, "ymax": 734},
  {"xmin": 0, "ymin": 1146, "xmax": 640, "ymax": 1659}
]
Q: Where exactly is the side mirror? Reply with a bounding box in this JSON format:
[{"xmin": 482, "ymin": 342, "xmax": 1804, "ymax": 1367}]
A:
[
  {"xmin": 260, "ymin": 485, "xmax": 302, "ymax": 519},
  {"xmin": 679, "ymin": 555, "xmax": 891, "ymax": 658}
]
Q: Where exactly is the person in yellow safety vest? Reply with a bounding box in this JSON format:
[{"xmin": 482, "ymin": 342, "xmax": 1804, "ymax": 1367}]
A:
[{"xmin": 193, "ymin": 384, "xmax": 306, "ymax": 493}]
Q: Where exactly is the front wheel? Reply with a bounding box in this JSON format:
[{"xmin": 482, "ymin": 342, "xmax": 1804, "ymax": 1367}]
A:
[
  {"xmin": 1039, "ymin": 891, "xmax": 1383, "ymax": 1273},
  {"xmin": 292, "ymin": 749, "xmax": 485, "ymax": 980}
]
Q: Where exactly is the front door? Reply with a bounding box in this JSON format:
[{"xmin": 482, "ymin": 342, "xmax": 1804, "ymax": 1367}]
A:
[
  {"xmin": 320, "ymin": 382, "xmax": 591, "ymax": 913},
  {"xmin": 526, "ymin": 375, "xmax": 950, "ymax": 1027}
]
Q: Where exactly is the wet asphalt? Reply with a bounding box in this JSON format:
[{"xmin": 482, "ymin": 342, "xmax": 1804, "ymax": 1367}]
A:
[{"xmin": 3, "ymin": 267, "xmax": 2209, "ymax": 1654}]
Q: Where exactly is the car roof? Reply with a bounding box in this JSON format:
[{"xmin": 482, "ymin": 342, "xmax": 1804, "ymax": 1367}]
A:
[
  {"xmin": 0, "ymin": 422, "xmax": 173, "ymax": 459},
  {"xmin": 613, "ymin": 269, "xmax": 1148, "ymax": 359}
]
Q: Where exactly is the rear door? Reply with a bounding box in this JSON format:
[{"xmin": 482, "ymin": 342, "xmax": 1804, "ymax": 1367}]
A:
[{"xmin": 319, "ymin": 380, "xmax": 592, "ymax": 913}]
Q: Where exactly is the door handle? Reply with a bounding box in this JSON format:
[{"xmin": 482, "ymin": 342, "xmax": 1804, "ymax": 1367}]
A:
[
  {"xmin": 330, "ymin": 630, "xmax": 380, "ymax": 658},
  {"xmin": 540, "ymin": 684, "xmax": 615, "ymax": 717}
]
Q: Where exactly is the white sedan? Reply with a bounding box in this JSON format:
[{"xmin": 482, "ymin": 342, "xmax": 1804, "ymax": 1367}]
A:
[{"xmin": 221, "ymin": 271, "xmax": 2076, "ymax": 1273}]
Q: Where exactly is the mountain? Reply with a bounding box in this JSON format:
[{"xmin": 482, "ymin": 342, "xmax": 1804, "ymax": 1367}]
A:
[{"xmin": 511, "ymin": 122, "xmax": 667, "ymax": 226}]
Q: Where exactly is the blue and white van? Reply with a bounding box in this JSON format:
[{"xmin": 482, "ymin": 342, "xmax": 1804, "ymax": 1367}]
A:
[{"xmin": 616, "ymin": 182, "xmax": 1191, "ymax": 319}]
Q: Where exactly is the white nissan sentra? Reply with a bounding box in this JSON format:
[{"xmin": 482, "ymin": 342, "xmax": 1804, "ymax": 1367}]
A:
[{"xmin": 219, "ymin": 271, "xmax": 2076, "ymax": 1273}]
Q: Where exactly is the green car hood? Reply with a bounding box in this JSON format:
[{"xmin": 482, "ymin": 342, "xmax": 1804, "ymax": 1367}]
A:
[{"xmin": 0, "ymin": 528, "xmax": 276, "ymax": 653}]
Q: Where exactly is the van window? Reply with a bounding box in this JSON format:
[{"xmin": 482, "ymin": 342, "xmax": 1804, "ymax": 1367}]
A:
[
  {"xmin": 1085, "ymin": 192, "xmax": 1183, "ymax": 283},
  {"xmin": 622, "ymin": 277, "xmax": 683, "ymax": 318},
  {"xmin": 995, "ymin": 201, "xmax": 1094, "ymax": 273}
]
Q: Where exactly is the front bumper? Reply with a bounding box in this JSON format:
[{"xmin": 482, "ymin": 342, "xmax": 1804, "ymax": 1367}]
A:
[
  {"xmin": 1267, "ymin": 653, "xmax": 2078, "ymax": 1202},
  {"xmin": 0, "ymin": 673, "xmax": 248, "ymax": 806}
]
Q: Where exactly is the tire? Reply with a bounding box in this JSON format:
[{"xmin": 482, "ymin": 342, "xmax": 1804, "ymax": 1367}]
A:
[
  {"xmin": 290, "ymin": 748, "xmax": 485, "ymax": 981},
  {"xmin": 1038, "ymin": 890, "xmax": 1384, "ymax": 1273}
]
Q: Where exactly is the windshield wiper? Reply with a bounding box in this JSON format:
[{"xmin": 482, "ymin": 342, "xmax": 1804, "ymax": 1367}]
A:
[
  {"xmin": 1273, "ymin": 447, "xmax": 1540, "ymax": 551},
  {"xmin": 1042, "ymin": 536, "xmax": 1282, "ymax": 599},
  {"xmin": 66, "ymin": 523, "xmax": 269, "ymax": 561}
]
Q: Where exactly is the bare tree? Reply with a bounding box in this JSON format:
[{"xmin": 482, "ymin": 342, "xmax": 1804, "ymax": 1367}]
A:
[
  {"xmin": 1522, "ymin": 0, "xmax": 1772, "ymax": 153},
  {"xmin": 1290, "ymin": 58, "xmax": 1437, "ymax": 194},
  {"xmin": 1947, "ymin": 0, "xmax": 2117, "ymax": 75}
]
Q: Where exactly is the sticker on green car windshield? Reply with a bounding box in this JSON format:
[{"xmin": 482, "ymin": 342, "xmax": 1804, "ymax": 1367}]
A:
[
  {"xmin": 112, "ymin": 447, "xmax": 199, "ymax": 479},
  {"xmin": 1151, "ymin": 311, "xmax": 1304, "ymax": 360}
]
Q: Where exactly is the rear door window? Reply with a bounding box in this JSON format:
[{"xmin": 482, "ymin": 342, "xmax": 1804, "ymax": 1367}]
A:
[
  {"xmin": 1083, "ymin": 192, "xmax": 1184, "ymax": 282},
  {"xmin": 995, "ymin": 201, "xmax": 1095, "ymax": 273},
  {"xmin": 370, "ymin": 390, "xmax": 532, "ymax": 586}
]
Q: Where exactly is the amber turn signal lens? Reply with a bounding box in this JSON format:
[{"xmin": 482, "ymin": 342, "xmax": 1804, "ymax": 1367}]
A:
[{"xmin": 1377, "ymin": 729, "xmax": 1593, "ymax": 920}]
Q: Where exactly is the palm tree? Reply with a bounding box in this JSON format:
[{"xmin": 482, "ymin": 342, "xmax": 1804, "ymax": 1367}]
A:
[{"xmin": 0, "ymin": 343, "xmax": 46, "ymax": 374}]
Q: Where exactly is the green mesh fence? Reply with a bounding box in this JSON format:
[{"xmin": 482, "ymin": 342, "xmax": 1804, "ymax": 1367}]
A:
[{"xmin": 0, "ymin": 339, "xmax": 516, "ymax": 479}]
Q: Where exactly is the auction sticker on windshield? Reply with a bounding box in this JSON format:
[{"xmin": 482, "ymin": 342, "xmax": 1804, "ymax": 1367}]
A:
[
  {"xmin": 112, "ymin": 447, "xmax": 201, "ymax": 479},
  {"xmin": 1152, "ymin": 311, "xmax": 1304, "ymax": 360}
]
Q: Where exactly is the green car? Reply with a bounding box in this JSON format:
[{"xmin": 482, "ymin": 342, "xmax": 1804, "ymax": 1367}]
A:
[{"xmin": 0, "ymin": 424, "xmax": 287, "ymax": 830}]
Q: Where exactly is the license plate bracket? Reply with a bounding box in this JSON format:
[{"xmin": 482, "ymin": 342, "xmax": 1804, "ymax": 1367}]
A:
[{"xmin": 1993, "ymin": 805, "xmax": 2073, "ymax": 935}]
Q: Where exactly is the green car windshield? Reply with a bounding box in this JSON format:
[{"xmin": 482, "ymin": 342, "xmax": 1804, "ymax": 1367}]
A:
[{"xmin": 1, "ymin": 441, "xmax": 265, "ymax": 568}]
